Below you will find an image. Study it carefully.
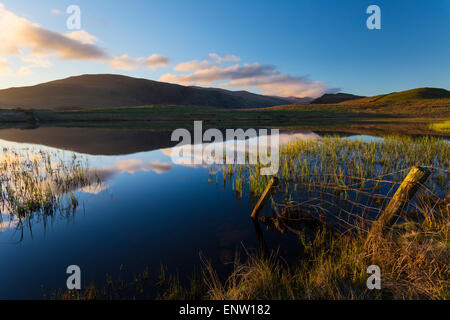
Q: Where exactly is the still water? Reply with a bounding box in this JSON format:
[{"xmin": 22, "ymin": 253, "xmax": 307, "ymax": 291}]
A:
[{"xmin": 0, "ymin": 127, "xmax": 328, "ymax": 299}]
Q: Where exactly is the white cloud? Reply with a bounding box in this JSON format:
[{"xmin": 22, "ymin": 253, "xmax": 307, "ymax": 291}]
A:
[
  {"xmin": 19, "ymin": 54, "xmax": 52, "ymax": 68},
  {"xmin": 142, "ymin": 54, "xmax": 170, "ymax": 69},
  {"xmin": 174, "ymin": 53, "xmax": 240, "ymax": 72},
  {"xmin": 208, "ymin": 53, "xmax": 240, "ymax": 63},
  {"xmin": 0, "ymin": 3, "xmax": 169, "ymax": 74},
  {"xmin": 16, "ymin": 66, "xmax": 32, "ymax": 76},
  {"xmin": 65, "ymin": 30, "xmax": 98, "ymax": 45},
  {"xmin": 0, "ymin": 4, "xmax": 107, "ymax": 60},
  {"xmin": 50, "ymin": 8, "xmax": 63, "ymax": 15},
  {"xmin": 160, "ymin": 53, "xmax": 336, "ymax": 98},
  {"xmin": 174, "ymin": 60, "xmax": 214, "ymax": 72},
  {"xmin": 0, "ymin": 57, "xmax": 12, "ymax": 75},
  {"xmin": 109, "ymin": 53, "xmax": 169, "ymax": 70}
]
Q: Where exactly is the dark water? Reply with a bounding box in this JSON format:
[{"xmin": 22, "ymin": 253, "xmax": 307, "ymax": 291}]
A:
[{"xmin": 0, "ymin": 127, "xmax": 328, "ymax": 299}]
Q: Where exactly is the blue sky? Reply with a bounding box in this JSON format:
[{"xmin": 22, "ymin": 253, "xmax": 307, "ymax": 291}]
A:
[{"xmin": 0, "ymin": 0, "xmax": 448, "ymax": 97}]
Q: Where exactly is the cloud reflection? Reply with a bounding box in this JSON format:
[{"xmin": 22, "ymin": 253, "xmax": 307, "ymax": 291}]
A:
[
  {"xmin": 160, "ymin": 130, "xmax": 320, "ymax": 167},
  {"xmin": 95, "ymin": 159, "xmax": 174, "ymax": 181}
]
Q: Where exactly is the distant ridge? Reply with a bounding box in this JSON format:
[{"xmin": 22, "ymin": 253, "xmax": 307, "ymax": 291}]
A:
[
  {"xmin": 343, "ymin": 87, "xmax": 450, "ymax": 104},
  {"xmin": 1, "ymin": 75, "xmax": 447, "ymax": 111},
  {"xmin": 283, "ymin": 96, "xmax": 314, "ymax": 104},
  {"xmin": 311, "ymin": 93, "xmax": 365, "ymax": 104},
  {"xmin": 0, "ymin": 74, "xmax": 297, "ymax": 110}
]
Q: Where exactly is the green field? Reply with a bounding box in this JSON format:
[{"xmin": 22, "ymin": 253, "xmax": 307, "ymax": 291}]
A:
[
  {"xmin": 1, "ymin": 102, "xmax": 449, "ymax": 136},
  {"xmin": 0, "ymin": 87, "xmax": 449, "ymax": 135}
]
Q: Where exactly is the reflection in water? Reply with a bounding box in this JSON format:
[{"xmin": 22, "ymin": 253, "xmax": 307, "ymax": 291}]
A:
[
  {"xmin": 0, "ymin": 128, "xmax": 321, "ymax": 299},
  {"xmin": 0, "ymin": 213, "xmax": 18, "ymax": 231},
  {"xmin": 0, "ymin": 127, "xmax": 447, "ymax": 299},
  {"xmin": 0, "ymin": 148, "xmax": 105, "ymax": 239},
  {"xmin": 0, "ymin": 128, "xmax": 176, "ymax": 155},
  {"xmin": 252, "ymin": 219, "xmax": 268, "ymax": 258},
  {"xmin": 161, "ymin": 130, "xmax": 319, "ymax": 169},
  {"xmin": 95, "ymin": 159, "xmax": 174, "ymax": 181},
  {"xmin": 0, "ymin": 127, "xmax": 320, "ymax": 156}
]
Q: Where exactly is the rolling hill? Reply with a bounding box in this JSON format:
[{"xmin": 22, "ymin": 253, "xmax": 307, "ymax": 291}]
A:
[
  {"xmin": 0, "ymin": 74, "xmax": 447, "ymax": 114},
  {"xmin": 342, "ymin": 88, "xmax": 450, "ymax": 105},
  {"xmin": 266, "ymin": 87, "xmax": 450, "ymax": 118},
  {"xmin": 0, "ymin": 74, "xmax": 297, "ymax": 110},
  {"xmin": 311, "ymin": 93, "xmax": 365, "ymax": 104}
]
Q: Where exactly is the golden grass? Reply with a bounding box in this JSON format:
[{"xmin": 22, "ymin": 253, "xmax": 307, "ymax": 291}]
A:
[
  {"xmin": 429, "ymin": 121, "xmax": 450, "ymax": 133},
  {"xmin": 200, "ymin": 200, "xmax": 448, "ymax": 300}
]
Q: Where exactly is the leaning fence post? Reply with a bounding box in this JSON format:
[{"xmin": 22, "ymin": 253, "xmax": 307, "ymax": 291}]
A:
[
  {"xmin": 373, "ymin": 166, "xmax": 431, "ymax": 232},
  {"xmin": 251, "ymin": 177, "xmax": 279, "ymax": 220}
]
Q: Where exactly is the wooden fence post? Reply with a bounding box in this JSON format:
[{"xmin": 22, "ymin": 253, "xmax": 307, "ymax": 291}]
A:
[
  {"xmin": 373, "ymin": 166, "xmax": 431, "ymax": 232},
  {"xmin": 251, "ymin": 177, "xmax": 279, "ymax": 219}
]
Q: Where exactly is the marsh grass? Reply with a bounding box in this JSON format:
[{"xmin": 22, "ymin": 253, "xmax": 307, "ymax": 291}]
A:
[
  {"xmin": 0, "ymin": 149, "xmax": 101, "ymax": 231},
  {"xmin": 429, "ymin": 121, "xmax": 450, "ymax": 133},
  {"xmin": 200, "ymin": 135, "xmax": 449, "ymax": 299},
  {"xmin": 220, "ymin": 136, "xmax": 448, "ymax": 227},
  {"xmin": 54, "ymin": 265, "xmax": 206, "ymax": 300},
  {"xmin": 58, "ymin": 135, "xmax": 449, "ymax": 300}
]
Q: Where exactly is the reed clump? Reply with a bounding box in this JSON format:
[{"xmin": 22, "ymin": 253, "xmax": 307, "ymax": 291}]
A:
[
  {"xmin": 0, "ymin": 149, "xmax": 99, "ymax": 228},
  {"xmin": 244, "ymin": 135, "xmax": 448, "ymax": 196},
  {"xmin": 200, "ymin": 196, "xmax": 448, "ymax": 300},
  {"xmin": 201, "ymin": 135, "xmax": 449, "ymax": 299},
  {"xmin": 58, "ymin": 135, "xmax": 449, "ymax": 300}
]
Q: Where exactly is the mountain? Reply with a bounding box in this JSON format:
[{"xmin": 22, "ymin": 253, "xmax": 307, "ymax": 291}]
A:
[
  {"xmin": 283, "ymin": 96, "xmax": 314, "ymax": 104},
  {"xmin": 310, "ymin": 88, "xmax": 450, "ymax": 105},
  {"xmin": 311, "ymin": 93, "xmax": 365, "ymax": 104},
  {"xmin": 271, "ymin": 87, "xmax": 449, "ymax": 118},
  {"xmin": 342, "ymin": 88, "xmax": 450, "ymax": 105},
  {"xmin": 0, "ymin": 74, "xmax": 296, "ymax": 110}
]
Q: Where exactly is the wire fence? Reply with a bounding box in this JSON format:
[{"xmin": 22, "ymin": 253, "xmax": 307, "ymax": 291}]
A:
[{"xmin": 259, "ymin": 167, "xmax": 448, "ymax": 235}]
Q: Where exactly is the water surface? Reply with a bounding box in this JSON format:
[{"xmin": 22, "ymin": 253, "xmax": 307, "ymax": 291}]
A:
[{"xmin": 0, "ymin": 127, "xmax": 323, "ymax": 299}]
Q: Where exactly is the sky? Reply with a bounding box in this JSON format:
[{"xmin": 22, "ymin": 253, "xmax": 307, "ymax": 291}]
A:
[{"xmin": 0, "ymin": 0, "xmax": 448, "ymax": 97}]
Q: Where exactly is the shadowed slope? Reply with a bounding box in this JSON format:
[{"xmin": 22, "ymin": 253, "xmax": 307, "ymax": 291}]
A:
[{"xmin": 0, "ymin": 74, "xmax": 295, "ymax": 110}]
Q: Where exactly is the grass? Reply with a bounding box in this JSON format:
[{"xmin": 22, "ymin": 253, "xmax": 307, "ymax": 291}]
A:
[
  {"xmin": 0, "ymin": 149, "xmax": 101, "ymax": 231},
  {"xmin": 429, "ymin": 121, "xmax": 450, "ymax": 133},
  {"xmin": 56, "ymin": 135, "xmax": 449, "ymax": 300},
  {"xmin": 212, "ymin": 135, "xmax": 449, "ymax": 299},
  {"xmin": 223, "ymin": 135, "xmax": 448, "ymax": 200},
  {"xmin": 0, "ymin": 95, "xmax": 449, "ymax": 135},
  {"xmin": 360, "ymin": 88, "xmax": 450, "ymax": 102},
  {"xmin": 200, "ymin": 203, "xmax": 448, "ymax": 300}
]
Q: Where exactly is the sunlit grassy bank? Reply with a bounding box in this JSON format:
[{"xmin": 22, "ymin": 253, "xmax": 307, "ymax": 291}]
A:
[
  {"xmin": 1, "ymin": 102, "xmax": 449, "ymax": 136},
  {"xmin": 198, "ymin": 210, "xmax": 448, "ymax": 300},
  {"xmin": 430, "ymin": 121, "xmax": 450, "ymax": 133}
]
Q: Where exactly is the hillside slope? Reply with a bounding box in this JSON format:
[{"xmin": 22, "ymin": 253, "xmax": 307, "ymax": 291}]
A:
[
  {"xmin": 265, "ymin": 87, "xmax": 450, "ymax": 117},
  {"xmin": 311, "ymin": 93, "xmax": 365, "ymax": 104},
  {"xmin": 342, "ymin": 88, "xmax": 450, "ymax": 105},
  {"xmin": 0, "ymin": 74, "xmax": 295, "ymax": 110}
]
